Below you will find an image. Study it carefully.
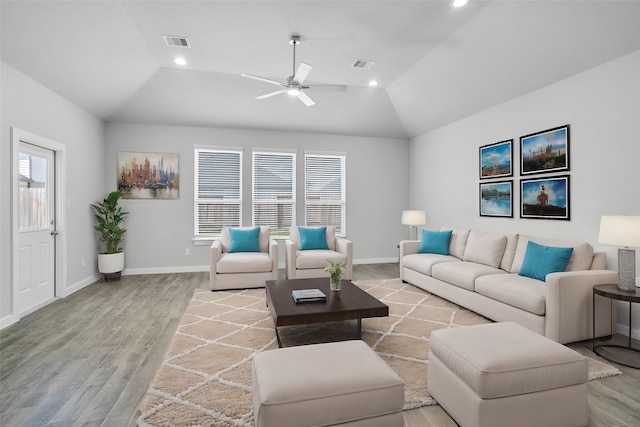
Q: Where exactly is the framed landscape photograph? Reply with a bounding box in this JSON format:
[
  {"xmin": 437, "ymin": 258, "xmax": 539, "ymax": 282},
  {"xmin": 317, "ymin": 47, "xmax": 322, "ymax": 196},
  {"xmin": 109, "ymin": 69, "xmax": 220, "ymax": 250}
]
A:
[
  {"xmin": 480, "ymin": 181, "xmax": 513, "ymax": 217},
  {"xmin": 520, "ymin": 125, "xmax": 570, "ymax": 175},
  {"xmin": 520, "ymin": 175, "xmax": 570, "ymax": 220},
  {"xmin": 117, "ymin": 152, "xmax": 180, "ymax": 199},
  {"xmin": 479, "ymin": 139, "xmax": 513, "ymax": 179}
]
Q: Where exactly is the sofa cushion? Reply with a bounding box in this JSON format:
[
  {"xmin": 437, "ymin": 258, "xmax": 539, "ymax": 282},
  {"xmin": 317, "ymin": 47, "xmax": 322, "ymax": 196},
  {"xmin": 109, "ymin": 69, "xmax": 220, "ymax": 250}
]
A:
[
  {"xmin": 511, "ymin": 235, "xmax": 593, "ymax": 273},
  {"xmin": 500, "ymin": 233, "xmax": 519, "ymax": 271},
  {"xmin": 432, "ymin": 262, "xmax": 506, "ymax": 291},
  {"xmin": 298, "ymin": 226, "xmax": 329, "ymax": 250},
  {"xmin": 418, "ymin": 229, "xmax": 453, "ymax": 255},
  {"xmin": 402, "ymin": 253, "xmax": 460, "ymax": 276},
  {"xmin": 518, "ymin": 241, "xmax": 574, "ymax": 281},
  {"xmin": 222, "ymin": 226, "xmax": 270, "ymax": 253},
  {"xmin": 475, "ymin": 274, "xmax": 546, "ymax": 315},
  {"xmin": 228, "ymin": 226, "xmax": 261, "ymax": 253},
  {"xmin": 463, "ymin": 231, "xmax": 507, "ymax": 269},
  {"xmin": 217, "ymin": 252, "xmax": 273, "ymax": 273},
  {"xmin": 290, "ymin": 226, "xmax": 336, "ymax": 251},
  {"xmin": 440, "ymin": 228, "xmax": 470, "ymax": 259},
  {"xmin": 296, "ymin": 250, "xmax": 346, "ymax": 270}
]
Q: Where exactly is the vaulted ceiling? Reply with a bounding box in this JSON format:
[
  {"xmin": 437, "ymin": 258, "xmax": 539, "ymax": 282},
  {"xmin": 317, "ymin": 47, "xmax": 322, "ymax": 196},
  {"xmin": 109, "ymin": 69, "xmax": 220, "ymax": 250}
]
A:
[{"xmin": 2, "ymin": 1, "xmax": 640, "ymax": 139}]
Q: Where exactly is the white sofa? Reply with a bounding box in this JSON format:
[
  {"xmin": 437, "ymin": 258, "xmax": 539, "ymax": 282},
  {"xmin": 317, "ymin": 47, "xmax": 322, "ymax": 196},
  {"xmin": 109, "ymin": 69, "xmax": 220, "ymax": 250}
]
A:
[
  {"xmin": 285, "ymin": 226, "xmax": 353, "ymax": 280},
  {"xmin": 400, "ymin": 228, "xmax": 617, "ymax": 344},
  {"xmin": 210, "ymin": 226, "xmax": 279, "ymax": 290}
]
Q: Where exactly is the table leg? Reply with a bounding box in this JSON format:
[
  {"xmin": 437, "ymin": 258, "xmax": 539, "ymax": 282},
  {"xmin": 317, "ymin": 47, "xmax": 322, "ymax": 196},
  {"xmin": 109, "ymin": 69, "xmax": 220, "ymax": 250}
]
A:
[
  {"xmin": 275, "ymin": 326, "xmax": 283, "ymax": 348},
  {"xmin": 629, "ymin": 302, "xmax": 632, "ymax": 348},
  {"xmin": 592, "ymin": 291, "xmax": 596, "ymax": 352}
]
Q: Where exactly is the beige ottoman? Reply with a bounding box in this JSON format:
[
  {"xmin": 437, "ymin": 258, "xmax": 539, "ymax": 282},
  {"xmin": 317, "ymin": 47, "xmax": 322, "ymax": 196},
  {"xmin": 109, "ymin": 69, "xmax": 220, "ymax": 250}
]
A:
[
  {"xmin": 429, "ymin": 322, "xmax": 588, "ymax": 427},
  {"xmin": 252, "ymin": 340, "xmax": 404, "ymax": 427}
]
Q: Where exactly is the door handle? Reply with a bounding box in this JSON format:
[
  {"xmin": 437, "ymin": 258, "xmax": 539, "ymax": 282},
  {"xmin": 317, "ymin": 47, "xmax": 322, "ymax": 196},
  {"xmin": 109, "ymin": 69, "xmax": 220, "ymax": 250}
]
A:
[{"xmin": 51, "ymin": 230, "xmax": 59, "ymax": 236}]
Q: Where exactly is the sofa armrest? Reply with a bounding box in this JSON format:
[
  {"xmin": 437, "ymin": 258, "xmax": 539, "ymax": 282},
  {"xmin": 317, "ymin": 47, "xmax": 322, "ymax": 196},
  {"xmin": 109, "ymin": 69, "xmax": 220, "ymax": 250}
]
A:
[
  {"xmin": 545, "ymin": 269, "xmax": 618, "ymax": 344},
  {"xmin": 285, "ymin": 239, "xmax": 298, "ymax": 279},
  {"xmin": 399, "ymin": 240, "xmax": 420, "ymax": 258},
  {"xmin": 335, "ymin": 237, "xmax": 353, "ymax": 280}
]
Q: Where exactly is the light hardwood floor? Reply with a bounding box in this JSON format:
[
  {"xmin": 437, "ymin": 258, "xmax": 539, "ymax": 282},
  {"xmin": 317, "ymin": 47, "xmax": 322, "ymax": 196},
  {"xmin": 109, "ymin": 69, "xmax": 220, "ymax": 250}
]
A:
[{"xmin": 1, "ymin": 264, "xmax": 638, "ymax": 426}]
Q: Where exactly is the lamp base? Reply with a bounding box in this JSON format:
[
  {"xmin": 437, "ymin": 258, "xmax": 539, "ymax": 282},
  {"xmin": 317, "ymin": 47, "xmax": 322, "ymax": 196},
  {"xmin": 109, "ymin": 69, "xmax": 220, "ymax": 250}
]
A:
[{"xmin": 617, "ymin": 248, "xmax": 637, "ymax": 292}]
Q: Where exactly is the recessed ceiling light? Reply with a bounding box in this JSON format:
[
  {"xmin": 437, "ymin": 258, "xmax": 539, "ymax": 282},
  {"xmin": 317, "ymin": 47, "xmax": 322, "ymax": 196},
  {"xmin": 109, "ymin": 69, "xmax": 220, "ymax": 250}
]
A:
[
  {"xmin": 368, "ymin": 80, "xmax": 379, "ymax": 87},
  {"xmin": 174, "ymin": 57, "xmax": 187, "ymax": 66},
  {"xmin": 452, "ymin": 0, "xmax": 468, "ymax": 8}
]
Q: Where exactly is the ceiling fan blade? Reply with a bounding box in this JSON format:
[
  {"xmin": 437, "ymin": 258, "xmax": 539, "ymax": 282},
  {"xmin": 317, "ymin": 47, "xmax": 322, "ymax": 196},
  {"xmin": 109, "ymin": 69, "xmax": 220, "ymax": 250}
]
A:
[
  {"xmin": 293, "ymin": 63, "xmax": 313, "ymax": 84},
  {"xmin": 305, "ymin": 84, "xmax": 347, "ymax": 92},
  {"xmin": 241, "ymin": 73, "xmax": 285, "ymax": 87},
  {"xmin": 297, "ymin": 90, "xmax": 315, "ymax": 107},
  {"xmin": 256, "ymin": 89, "xmax": 287, "ymax": 100}
]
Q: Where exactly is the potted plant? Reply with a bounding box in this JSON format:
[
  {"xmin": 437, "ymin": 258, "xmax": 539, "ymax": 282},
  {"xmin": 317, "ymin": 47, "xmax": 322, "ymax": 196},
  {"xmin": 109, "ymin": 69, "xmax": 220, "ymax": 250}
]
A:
[
  {"xmin": 91, "ymin": 190, "xmax": 129, "ymax": 281},
  {"xmin": 325, "ymin": 260, "xmax": 345, "ymax": 292}
]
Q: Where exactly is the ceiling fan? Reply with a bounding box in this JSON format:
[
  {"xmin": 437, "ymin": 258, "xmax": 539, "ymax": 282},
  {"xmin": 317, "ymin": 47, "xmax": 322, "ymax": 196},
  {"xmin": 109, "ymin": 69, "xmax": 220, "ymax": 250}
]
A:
[{"xmin": 241, "ymin": 35, "xmax": 346, "ymax": 107}]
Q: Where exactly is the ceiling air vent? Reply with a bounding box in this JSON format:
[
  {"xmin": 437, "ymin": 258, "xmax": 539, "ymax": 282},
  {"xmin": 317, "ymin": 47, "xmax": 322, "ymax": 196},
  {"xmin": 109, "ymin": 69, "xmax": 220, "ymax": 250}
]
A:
[
  {"xmin": 351, "ymin": 59, "xmax": 375, "ymax": 69},
  {"xmin": 163, "ymin": 35, "xmax": 190, "ymax": 48}
]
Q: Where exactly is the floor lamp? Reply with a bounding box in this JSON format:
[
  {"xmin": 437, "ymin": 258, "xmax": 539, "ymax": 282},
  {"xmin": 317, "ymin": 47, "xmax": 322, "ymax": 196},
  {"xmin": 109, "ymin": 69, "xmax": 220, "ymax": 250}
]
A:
[
  {"xmin": 598, "ymin": 215, "xmax": 640, "ymax": 292},
  {"xmin": 401, "ymin": 210, "xmax": 427, "ymax": 240}
]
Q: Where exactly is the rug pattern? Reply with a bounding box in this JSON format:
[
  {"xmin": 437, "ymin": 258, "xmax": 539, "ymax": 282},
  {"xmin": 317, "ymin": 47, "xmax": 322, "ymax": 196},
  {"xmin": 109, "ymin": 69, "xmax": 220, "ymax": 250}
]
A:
[{"xmin": 137, "ymin": 278, "xmax": 621, "ymax": 427}]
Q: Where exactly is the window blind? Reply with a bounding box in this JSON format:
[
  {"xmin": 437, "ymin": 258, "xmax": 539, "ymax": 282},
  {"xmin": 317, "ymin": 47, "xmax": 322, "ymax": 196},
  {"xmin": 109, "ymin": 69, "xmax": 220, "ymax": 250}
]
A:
[
  {"xmin": 304, "ymin": 153, "xmax": 346, "ymax": 234},
  {"xmin": 253, "ymin": 151, "xmax": 295, "ymax": 235},
  {"xmin": 194, "ymin": 148, "xmax": 242, "ymax": 235}
]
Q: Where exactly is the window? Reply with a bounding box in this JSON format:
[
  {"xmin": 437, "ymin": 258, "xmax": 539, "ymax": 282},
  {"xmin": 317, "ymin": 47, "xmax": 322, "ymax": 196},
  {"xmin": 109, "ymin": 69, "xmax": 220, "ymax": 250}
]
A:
[
  {"xmin": 194, "ymin": 147, "xmax": 242, "ymax": 236},
  {"xmin": 304, "ymin": 153, "xmax": 346, "ymax": 234},
  {"xmin": 253, "ymin": 150, "xmax": 295, "ymax": 236}
]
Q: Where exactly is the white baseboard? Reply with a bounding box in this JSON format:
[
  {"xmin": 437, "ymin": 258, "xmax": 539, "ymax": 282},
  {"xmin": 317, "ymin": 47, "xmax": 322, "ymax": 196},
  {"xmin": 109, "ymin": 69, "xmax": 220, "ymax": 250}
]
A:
[
  {"xmin": 122, "ymin": 265, "xmax": 209, "ymax": 275},
  {"xmin": 615, "ymin": 322, "xmax": 640, "ymax": 341},
  {"xmin": 0, "ymin": 314, "xmax": 19, "ymax": 330},
  {"xmin": 353, "ymin": 257, "xmax": 398, "ymax": 265},
  {"xmin": 64, "ymin": 273, "xmax": 101, "ymax": 297}
]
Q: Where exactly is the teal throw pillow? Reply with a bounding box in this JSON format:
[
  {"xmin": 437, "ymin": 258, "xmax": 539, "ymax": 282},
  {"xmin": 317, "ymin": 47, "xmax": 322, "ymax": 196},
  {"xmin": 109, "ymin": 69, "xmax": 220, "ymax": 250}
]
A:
[
  {"xmin": 518, "ymin": 241, "xmax": 573, "ymax": 281},
  {"xmin": 228, "ymin": 227, "xmax": 261, "ymax": 253},
  {"xmin": 418, "ymin": 230, "xmax": 452, "ymax": 255},
  {"xmin": 298, "ymin": 226, "xmax": 329, "ymax": 250}
]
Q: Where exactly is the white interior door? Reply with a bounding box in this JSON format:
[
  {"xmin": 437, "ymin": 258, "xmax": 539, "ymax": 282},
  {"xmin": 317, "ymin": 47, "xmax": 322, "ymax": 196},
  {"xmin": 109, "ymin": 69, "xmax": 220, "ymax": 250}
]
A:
[{"xmin": 17, "ymin": 142, "xmax": 56, "ymax": 315}]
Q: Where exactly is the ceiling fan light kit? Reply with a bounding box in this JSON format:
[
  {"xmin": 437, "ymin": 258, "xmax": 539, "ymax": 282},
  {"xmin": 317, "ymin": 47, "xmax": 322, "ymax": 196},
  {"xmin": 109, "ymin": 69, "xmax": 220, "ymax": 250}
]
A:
[{"xmin": 241, "ymin": 34, "xmax": 346, "ymax": 107}]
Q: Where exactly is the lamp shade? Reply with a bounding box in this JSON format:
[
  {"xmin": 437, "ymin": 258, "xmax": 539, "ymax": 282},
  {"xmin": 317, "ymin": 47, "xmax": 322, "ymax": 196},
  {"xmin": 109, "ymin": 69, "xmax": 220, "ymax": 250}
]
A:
[
  {"xmin": 598, "ymin": 216, "xmax": 640, "ymax": 247},
  {"xmin": 401, "ymin": 210, "xmax": 427, "ymax": 226}
]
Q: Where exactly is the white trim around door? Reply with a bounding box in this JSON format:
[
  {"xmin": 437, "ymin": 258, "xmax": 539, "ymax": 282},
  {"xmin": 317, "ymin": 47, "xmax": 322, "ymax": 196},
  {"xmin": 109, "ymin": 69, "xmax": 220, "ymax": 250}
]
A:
[{"xmin": 8, "ymin": 128, "xmax": 67, "ymax": 325}]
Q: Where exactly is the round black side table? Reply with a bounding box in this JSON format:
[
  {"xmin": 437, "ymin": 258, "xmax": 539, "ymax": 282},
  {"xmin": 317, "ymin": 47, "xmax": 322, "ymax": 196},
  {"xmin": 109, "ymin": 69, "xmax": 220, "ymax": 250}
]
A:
[{"xmin": 592, "ymin": 284, "xmax": 640, "ymax": 369}]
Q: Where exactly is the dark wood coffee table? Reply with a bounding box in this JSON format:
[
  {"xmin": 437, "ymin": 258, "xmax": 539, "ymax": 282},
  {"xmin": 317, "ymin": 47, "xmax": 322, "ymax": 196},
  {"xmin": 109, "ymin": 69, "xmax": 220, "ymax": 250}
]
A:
[{"xmin": 265, "ymin": 277, "xmax": 389, "ymax": 347}]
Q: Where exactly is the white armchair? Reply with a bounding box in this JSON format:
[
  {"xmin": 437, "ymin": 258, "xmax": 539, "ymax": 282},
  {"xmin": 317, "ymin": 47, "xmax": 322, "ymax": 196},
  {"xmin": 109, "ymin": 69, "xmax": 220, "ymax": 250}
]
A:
[
  {"xmin": 285, "ymin": 226, "xmax": 353, "ymax": 280},
  {"xmin": 210, "ymin": 226, "xmax": 278, "ymax": 290}
]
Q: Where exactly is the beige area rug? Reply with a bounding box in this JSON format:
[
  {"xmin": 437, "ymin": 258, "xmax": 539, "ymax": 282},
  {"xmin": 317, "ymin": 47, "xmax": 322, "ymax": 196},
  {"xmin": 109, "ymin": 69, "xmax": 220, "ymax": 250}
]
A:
[{"xmin": 137, "ymin": 278, "xmax": 622, "ymax": 427}]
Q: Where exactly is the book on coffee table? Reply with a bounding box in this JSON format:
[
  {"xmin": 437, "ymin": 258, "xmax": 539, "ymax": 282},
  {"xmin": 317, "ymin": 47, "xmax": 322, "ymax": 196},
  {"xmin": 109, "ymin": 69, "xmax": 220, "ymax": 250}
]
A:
[{"xmin": 292, "ymin": 289, "xmax": 327, "ymax": 303}]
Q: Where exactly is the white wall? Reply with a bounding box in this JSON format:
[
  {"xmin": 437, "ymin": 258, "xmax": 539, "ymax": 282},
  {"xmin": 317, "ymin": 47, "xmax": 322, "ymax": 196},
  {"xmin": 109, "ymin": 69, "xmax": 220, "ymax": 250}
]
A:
[
  {"xmin": 104, "ymin": 123, "xmax": 410, "ymax": 273},
  {"xmin": 409, "ymin": 50, "xmax": 640, "ymax": 337},
  {"xmin": 1, "ymin": 62, "xmax": 105, "ymax": 327}
]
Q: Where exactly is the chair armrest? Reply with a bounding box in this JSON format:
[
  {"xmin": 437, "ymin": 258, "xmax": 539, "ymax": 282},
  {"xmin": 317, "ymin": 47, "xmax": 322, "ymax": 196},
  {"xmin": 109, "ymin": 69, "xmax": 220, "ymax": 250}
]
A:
[
  {"xmin": 545, "ymin": 269, "xmax": 618, "ymax": 344},
  {"xmin": 335, "ymin": 237, "xmax": 353, "ymax": 280},
  {"xmin": 210, "ymin": 240, "xmax": 223, "ymax": 290},
  {"xmin": 268, "ymin": 239, "xmax": 279, "ymax": 277},
  {"xmin": 210, "ymin": 240, "xmax": 222, "ymax": 267},
  {"xmin": 285, "ymin": 239, "xmax": 298, "ymax": 279}
]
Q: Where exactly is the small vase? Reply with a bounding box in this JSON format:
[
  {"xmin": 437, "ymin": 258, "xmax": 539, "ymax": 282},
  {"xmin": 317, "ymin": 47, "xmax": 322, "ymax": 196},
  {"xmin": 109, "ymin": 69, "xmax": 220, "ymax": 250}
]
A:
[{"xmin": 330, "ymin": 277, "xmax": 341, "ymax": 292}]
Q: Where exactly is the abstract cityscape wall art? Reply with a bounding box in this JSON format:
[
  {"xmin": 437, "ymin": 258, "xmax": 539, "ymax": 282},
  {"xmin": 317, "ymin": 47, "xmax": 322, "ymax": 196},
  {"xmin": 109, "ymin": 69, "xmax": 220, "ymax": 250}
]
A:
[{"xmin": 117, "ymin": 152, "xmax": 179, "ymax": 199}]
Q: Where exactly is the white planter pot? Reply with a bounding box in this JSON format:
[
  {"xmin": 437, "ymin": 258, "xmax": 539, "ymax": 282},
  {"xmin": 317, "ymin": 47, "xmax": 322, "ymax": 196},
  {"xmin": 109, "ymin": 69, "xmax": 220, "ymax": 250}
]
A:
[{"xmin": 98, "ymin": 252, "xmax": 125, "ymax": 274}]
